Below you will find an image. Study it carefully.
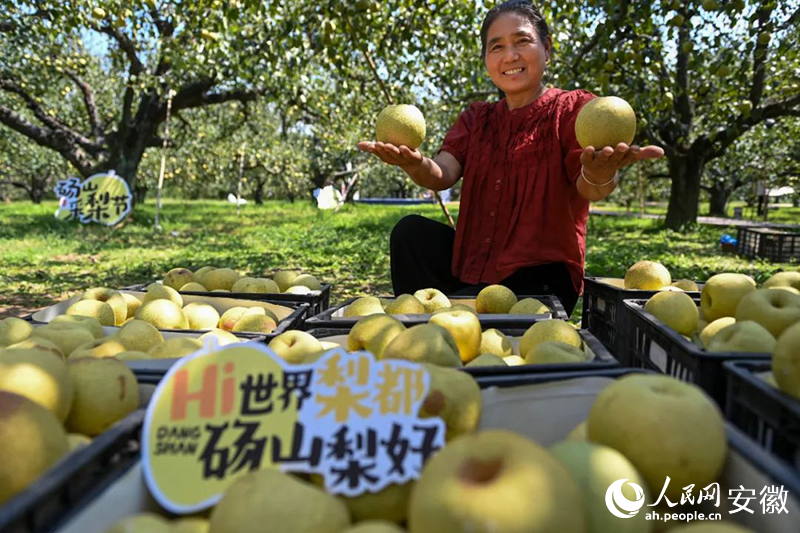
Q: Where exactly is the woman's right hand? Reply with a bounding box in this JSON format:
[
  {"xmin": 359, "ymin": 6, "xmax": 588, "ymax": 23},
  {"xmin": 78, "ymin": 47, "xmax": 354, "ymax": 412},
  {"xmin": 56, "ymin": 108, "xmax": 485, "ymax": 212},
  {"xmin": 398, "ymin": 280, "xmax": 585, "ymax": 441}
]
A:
[{"xmin": 357, "ymin": 141, "xmax": 424, "ymax": 170}]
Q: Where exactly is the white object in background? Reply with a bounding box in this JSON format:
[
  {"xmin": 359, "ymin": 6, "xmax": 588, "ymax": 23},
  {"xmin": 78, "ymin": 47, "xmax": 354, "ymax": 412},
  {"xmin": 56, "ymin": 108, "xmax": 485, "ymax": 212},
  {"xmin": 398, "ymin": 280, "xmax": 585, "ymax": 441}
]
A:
[
  {"xmin": 317, "ymin": 185, "xmax": 343, "ymax": 210},
  {"xmin": 227, "ymin": 193, "xmax": 247, "ymax": 205}
]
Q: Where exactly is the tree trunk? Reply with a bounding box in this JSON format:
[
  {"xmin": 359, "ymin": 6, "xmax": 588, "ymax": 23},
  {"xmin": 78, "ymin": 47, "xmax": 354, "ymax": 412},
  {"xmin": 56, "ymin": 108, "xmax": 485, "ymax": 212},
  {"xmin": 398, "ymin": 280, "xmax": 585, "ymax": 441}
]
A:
[
  {"xmin": 707, "ymin": 183, "xmax": 730, "ymax": 218},
  {"xmin": 664, "ymin": 153, "xmax": 705, "ymax": 229},
  {"xmin": 254, "ymin": 178, "xmax": 265, "ymax": 205},
  {"xmin": 30, "ymin": 180, "xmax": 45, "ymax": 204}
]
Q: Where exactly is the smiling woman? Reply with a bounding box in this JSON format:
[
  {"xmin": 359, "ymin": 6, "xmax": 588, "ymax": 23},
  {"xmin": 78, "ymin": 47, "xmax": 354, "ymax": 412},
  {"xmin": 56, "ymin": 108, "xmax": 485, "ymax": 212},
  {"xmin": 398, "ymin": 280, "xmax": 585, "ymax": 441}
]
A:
[{"xmin": 358, "ymin": 0, "xmax": 664, "ymax": 317}]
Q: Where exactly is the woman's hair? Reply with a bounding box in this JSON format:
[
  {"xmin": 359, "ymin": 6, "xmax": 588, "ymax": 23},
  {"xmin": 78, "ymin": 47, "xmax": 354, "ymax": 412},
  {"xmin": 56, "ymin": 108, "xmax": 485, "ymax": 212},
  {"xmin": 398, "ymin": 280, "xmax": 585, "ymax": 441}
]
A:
[{"xmin": 480, "ymin": 1, "xmax": 550, "ymax": 59}]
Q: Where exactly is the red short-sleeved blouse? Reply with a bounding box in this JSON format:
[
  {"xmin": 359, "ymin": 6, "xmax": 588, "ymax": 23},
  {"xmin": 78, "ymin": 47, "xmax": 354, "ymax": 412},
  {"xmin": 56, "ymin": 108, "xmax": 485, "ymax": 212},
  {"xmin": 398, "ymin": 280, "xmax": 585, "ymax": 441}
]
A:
[{"xmin": 439, "ymin": 88, "xmax": 595, "ymax": 295}]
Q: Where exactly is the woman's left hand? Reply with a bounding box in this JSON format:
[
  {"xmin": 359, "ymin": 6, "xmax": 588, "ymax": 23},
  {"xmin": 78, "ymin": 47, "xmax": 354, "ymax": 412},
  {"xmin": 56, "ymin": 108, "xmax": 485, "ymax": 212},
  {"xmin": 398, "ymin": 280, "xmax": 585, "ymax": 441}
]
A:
[{"xmin": 580, "ymin": 143, "xmax": 664, "ymax": 184}]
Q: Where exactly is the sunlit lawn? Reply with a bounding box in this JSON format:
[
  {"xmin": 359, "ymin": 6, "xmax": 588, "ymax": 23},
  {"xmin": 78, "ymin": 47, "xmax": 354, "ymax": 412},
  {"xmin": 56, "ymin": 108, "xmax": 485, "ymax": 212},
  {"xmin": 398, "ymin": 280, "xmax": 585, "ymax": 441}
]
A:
[{"xmin": 1, "ymin": 199, "xmax": 796, "ymax": 320}]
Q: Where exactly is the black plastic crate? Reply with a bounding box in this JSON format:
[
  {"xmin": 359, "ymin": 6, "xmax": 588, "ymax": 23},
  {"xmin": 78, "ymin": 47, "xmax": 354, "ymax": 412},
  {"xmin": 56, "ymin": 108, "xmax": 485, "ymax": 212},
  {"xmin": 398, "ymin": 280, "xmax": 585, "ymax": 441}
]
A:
[
  {"xmin": 0, "ymin": 410, "xmax": 144, "ymax": 533},
  {"xmin": 306, "ymin": 327, "xmax": 619, "ymax": 379},
  {"xmin": 123, "ymin": 282, "xmax": 332, "ymax": 318},
  {"xmin": 580, "ymin": 276, "xmax": 701, "ymax": 366},
  {"xmin": 625, "ymin": 299, "xmax": 771, "ymax": 406},
  {"xmin": 305, "ymin": 294, "xmax": 567, "ymax": 330},
  {"xmin": 724, "ymin": 359, "xmax": 800, "ymax": 469},
  {"xmin": 736, "ymin": 226, "xmax": 800, "ymax": 263}
]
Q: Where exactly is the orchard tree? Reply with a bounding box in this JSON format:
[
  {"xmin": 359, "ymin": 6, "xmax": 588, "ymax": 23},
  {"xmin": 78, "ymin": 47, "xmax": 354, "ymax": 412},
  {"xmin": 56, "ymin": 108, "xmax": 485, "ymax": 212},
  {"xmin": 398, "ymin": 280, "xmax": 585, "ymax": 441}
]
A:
[
  {"xmin": 546, "ymin": 0, "xmax": 800, "ymax": 228},
  {"xmin": 0, "ymin": 0, "xmax": 319, "ymax": 198},
  {"xmin": 702, "ymin": 118, "xmax": 799, "ymax": 216},
  {"xmin": 0, "ymin": 124, "xmax": 69, "ymax": 202}
]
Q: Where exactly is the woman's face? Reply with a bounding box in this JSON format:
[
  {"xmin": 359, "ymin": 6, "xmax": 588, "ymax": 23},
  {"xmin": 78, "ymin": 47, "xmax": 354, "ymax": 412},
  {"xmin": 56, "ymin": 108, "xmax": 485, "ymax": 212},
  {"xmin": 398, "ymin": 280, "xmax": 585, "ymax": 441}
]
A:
[{"xmin": 483, "ymin": 12, "xmax": 551, "ymax": 98}]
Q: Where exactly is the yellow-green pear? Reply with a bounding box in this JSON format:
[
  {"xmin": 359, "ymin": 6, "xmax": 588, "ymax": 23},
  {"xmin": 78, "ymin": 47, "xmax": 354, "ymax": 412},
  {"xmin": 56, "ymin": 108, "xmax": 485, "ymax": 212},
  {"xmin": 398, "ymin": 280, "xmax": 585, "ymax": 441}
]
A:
[
  {"xmin": 50, "ymin": 315, "xmax": 103, "ymax": 339},
  {"xmin": 273, "ymin": 270, "xmax": 301, "ymax": 292},
  {"xmin": 231, "ymin": 277, "xmax": 268, "ymax": 293},
  {"xmin": 232, "ymin": 314, "xmax": 277, "ymax": 334},
  {"xmin": 256, "ymin": 278, "xmax": 280, "ymax": 293},
  {"xmin": 706, "ymin": 321, "xmax": 775, "ymax": 353},
  {"xmin": 218, "ymin": 307, "xmax": 248, "ymax": 331},
  {"xmin": 0, "ymin": 317, "xmax": 33, "ymax": 347},
  {"xmin": 290, "ymin": 274, "xmax": 322, "ymax": 291},
  {"xmin": 519, "ymin": 320, "xmax": 582, "ymax": 359},
  {"xmin": 66, "ymin": 299, "xmax": 116, "ymax": 326},
  {"xmin": 479, "ymin": 329, "xmax": 513, "ymax": 357},
  {"xmin": 67, "ymin": 433, "xmax": 92, "ymax": 451},
  {"xmin": 772, "ymin": 322, "xmax": 800, "ymax": 401},
  {"xmin": 284, "ymin": 285, "xmax": 311, "ymax": 295},
  {"xmin": 179, "ymin": 282, "xmax": 208, "ymax": 292},
  {"xmin": 376, "ymin": 104, "xmax": 426, "ymax": 149},
  {"xmin": 428, "ymin": 309, "xmax": 482, "ymax": 363},
  {"xmin": 66, "ymin": 357, "xmax": 139, "ymax": 437},
  {"xmin": 671, "ymin": 279, "xmax": 699, "ymax": 292},
  {"xmin": 68, "ymin": 338, "xmax": 128, "ymax": 360},
  {"xmin": 525, "ymin": 341, "xmax": 587, "ymax": 364},
  {"xmin": 344, "ymin": 296, "xmax": 385, "ymax": 317},
  {"xmin": 343, "ymin": 521, "xmax": 405, "ymax": 533},
  {"xmin": 624, "ymin": 261, "xmax": 671, "ymax": 290},
  {"xmin": 420, "ymin": 363, "xmax": 481, "ymax": 441},
  {"xmin": 763, "ymin": 271, "xmax": 800, "ymax": 291},
  {"xmin": 163, "ymin": 268, "xmax": 194, "ymax": 290},
  {"xmin": 81, "ymin": 288, "xmax": 128, "ymax": 325},
  {"xmin": 114, "ymin": 319, "xmax": 165, "ymax": 352},
  {"xmin": 114, "ymin": 351, "xmax": 151, "ymax": 361},
  {"xmin": 735, "ymin": 288, "xmax": 800, "ymax": 339},
  {"xmin": 575, "ymin": 95, "xmax": 637, "ymax": 149},
  {"xmin": 0, "ymin": 391, "xmax": 69, "ymax": 504},
  {"xmin": 9, "ymin": 337, "xmax": 64, "ymax": 358},
  {"xmin": 172, "ymin": 517, "xmax": 210, "ymax": 533},
  {"xmin": 209, "ymin": 469, "xmax": 350, "ymax": 533},
  {"xmin": 148, "ymin": 337, "xmax": 203, "ymax": 359},
  {"xmin": 135, "ymin": 299, "xmax": 189, "ymax": 329},
  {"xmin": 105, "ymin": 513, "xmax": 171, "ymax": 533},
  {"xmin": 508, "ymin": 297, "xmax": 549, "ymax": 314},
  {"xmin": 120, "ymin": 293, "xmax": 142, "ymax": 320},
  {"xmin": 347, "ymin": 314, "xmax": 406, "ymax": 359},
  {"xmin": 504, "ymin": 355, "xmax": 525, "ymax": 366},
  {"xmin": 476, "ymin": 285, "xmax": 518, "ymax": 314},
  {"xmin": 142, "ymin": 283, "xmax": 183, "ymax": 307},
  {"xmin": 383, "ymin": 324, "xmax": 461, "ymax": 367},
  {"xmin": 202, "ymin": 268, "xmax": 240, "ymax": 291},
  {"xmin": 550, "ymin": 441, "xmax": 653, "ymax": 533},
  {"xmin": 0, "ymin": 348, "xmax": 74, "ymax": 421},
  {"xmin": 699, "ymin": 317, "xmax": 736, "ymax": 348},
  {"xmin": 408, "ymin": 430, "xmax": 586, "ymax": 533},
  {"xmin": 385, "ymin": 294, "xmax": 426, "ymax": 314},
  {"xmin": 587, "ymin": 374, "xmax": 727, "ymax": 501},
  {"xmin": 644, "ymin": 291, "xmax": 699, "ymax": 336},
  {"xmin": 198, "ymin": 329, "xmax": 241, "ymax": 346},
  {"xmin": 701, "ymin": 273, "xmax": 756, "ymax": 321},
  {"xmin": 31, "ymin": 323, "xmax": 95, "ymax": 358},
  {"xmin": 413, "ymin": 288, "xmax": 450, "ymax": 313},
  {"xmin": 466, "ymin": 353, "xmax": 507, "ymax": 367},
  {"xmin": 338, "ymin": 482, "xmax": 413, "ymax": 526},
  {"xmin": 183, "ymin": 303, "xmax": 221, "ymax": 330},
  {"xmin": 268, "ymin": 331, "xmax": 323, "ymax": 364},
  {"xmin": 192, "ymin": 266, "xmax": 216, "ymax": 285}
]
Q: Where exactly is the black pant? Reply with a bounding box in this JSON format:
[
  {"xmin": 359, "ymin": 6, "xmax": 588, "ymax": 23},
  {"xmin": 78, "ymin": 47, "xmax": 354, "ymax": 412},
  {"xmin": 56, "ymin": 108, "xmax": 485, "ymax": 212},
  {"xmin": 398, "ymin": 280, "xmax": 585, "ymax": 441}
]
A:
[{"xmin": 390, "ymin": 215, "xmax": 579, "ymax": 317}]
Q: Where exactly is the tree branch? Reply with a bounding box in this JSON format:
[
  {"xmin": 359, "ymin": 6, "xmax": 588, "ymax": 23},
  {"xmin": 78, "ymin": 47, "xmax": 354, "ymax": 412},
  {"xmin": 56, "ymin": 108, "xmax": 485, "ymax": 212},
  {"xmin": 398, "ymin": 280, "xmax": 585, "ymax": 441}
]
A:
[
  {"xmin": 64, "ymin": 69, "xmax": 103, "ymax": 140},
  {"xmin": 0, "ymin": 105, "xmax": 93, "ymax": 175},
  {"xmin": 98, "ymin": 25, "xmax": 145, "ymax": 75}
]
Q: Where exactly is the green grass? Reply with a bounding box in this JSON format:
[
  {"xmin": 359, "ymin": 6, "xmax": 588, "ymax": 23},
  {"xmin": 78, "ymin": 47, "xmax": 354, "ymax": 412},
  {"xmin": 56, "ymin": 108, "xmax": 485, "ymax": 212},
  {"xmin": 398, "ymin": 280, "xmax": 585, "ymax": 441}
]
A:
[
  {"xmin": 1, "ymin": 199, "xmax": 797, "ymax": 320},
  {"xmin": 593, "ymin": 200, "xmax": 800, "ymax": 224}
]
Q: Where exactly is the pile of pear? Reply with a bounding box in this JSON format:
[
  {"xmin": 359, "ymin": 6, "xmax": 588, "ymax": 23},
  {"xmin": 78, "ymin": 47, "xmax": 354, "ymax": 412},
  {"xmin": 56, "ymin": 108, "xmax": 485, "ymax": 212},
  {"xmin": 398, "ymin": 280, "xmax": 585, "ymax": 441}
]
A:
[
  {"xmin": 161, "ymin": 266, "xmax": 322, "ymax": 295},
  {"xmin": 270, "ymin": 316, "xmax": 590, "ymax": 371},
  {"xmin": 343, "ymin": 284, "xmax": 551, "ymax": 317},
  {"xmin": 0, "ymin": 317, "xmax": 142, "ymax": 505},
  {"xmin": 103, "ymin": 370, "xmax": 748, "ymax": 533},
  {"xmin": 61, "ymin": 284, "xmax": 280, "ymax": 334},
  {"xmin": 634, "ymin": 262, "xmax": 800, "ymax": 401}
]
